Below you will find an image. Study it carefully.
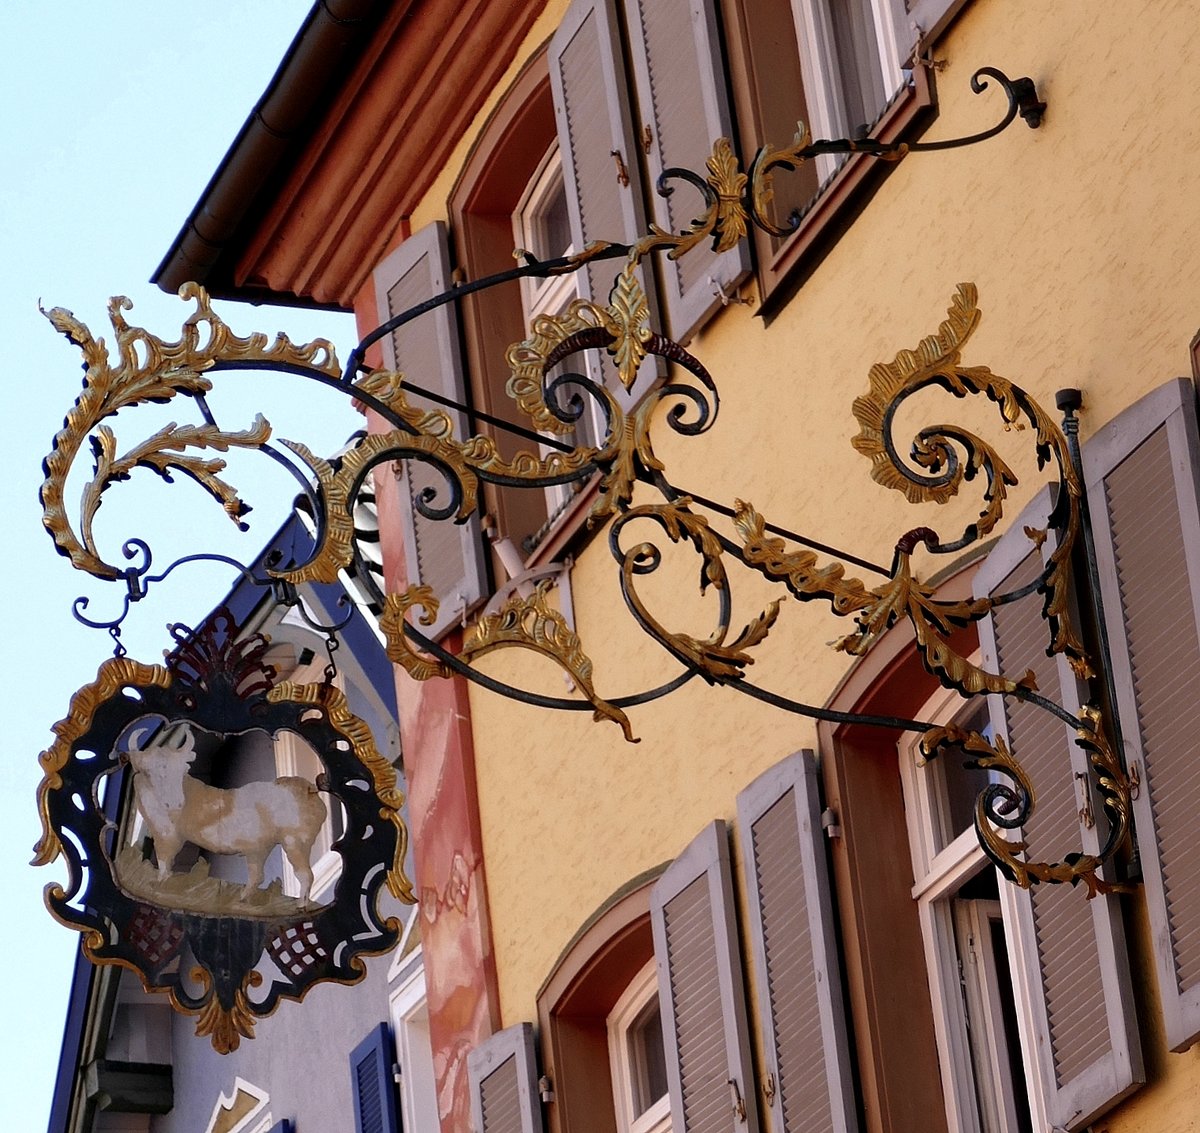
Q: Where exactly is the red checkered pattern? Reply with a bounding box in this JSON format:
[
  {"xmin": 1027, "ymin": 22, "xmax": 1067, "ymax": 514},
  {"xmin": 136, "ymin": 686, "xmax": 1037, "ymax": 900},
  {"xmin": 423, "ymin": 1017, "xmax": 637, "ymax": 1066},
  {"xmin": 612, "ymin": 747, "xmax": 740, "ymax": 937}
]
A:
[
  {"xmin": 268, "ymin": 922, "xmax": 329, "ymax": 978},
  {"xmin": 128, "ymin": 906, "xmax": 184, "ymax": 967}
]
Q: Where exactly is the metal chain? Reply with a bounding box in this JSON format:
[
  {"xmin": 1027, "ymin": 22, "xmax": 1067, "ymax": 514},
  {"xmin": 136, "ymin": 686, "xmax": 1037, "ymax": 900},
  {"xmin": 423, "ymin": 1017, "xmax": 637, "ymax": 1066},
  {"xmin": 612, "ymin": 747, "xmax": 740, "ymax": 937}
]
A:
[{"xmin": 323, "ymin": 633, "xmax": 340, "ymax": 685}]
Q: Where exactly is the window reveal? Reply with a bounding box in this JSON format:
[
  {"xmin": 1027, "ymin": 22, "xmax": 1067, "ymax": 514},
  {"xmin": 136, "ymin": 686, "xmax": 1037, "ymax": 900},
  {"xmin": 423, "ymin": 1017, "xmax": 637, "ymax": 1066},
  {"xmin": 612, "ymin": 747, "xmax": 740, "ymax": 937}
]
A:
[
  {"xmin": 608, "ymin": 960, "xmax": 671, "ymax": 1133},
  {"xmin": 900, "ymin": 687, "xmax": 1032, "ymax": 1133}
]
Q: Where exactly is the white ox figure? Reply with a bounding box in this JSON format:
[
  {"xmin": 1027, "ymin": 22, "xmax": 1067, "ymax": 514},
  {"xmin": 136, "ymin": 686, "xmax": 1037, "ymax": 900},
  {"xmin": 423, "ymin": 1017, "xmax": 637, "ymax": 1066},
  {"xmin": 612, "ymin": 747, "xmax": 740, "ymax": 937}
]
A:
[{"xmin": 125, "ymin": 721, "xmax": 328, "ymax": 906}]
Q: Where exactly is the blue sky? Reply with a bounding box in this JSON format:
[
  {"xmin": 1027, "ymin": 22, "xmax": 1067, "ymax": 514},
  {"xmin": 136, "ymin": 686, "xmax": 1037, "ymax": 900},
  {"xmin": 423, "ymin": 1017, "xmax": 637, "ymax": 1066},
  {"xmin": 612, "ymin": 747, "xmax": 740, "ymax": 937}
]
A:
[{"xmin": 1, "ymin": 4, "xmax": 361, "ymax": 1126}]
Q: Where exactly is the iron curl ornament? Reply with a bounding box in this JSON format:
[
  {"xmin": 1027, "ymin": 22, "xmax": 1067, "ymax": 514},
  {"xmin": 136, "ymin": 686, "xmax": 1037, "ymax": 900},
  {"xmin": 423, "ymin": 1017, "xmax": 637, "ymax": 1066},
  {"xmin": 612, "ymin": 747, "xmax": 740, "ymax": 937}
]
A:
[{"xmin": 35, "ymin": 60, "xmax": 1134, "ymax": 1037}]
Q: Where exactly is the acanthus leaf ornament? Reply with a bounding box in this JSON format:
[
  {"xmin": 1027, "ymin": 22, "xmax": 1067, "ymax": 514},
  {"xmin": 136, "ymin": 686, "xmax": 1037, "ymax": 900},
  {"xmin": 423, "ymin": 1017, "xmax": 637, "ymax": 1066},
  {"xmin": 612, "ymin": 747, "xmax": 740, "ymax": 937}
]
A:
[{"xmin": 42, "ymin": 69, "xmax": 1136, "ymax": 937}]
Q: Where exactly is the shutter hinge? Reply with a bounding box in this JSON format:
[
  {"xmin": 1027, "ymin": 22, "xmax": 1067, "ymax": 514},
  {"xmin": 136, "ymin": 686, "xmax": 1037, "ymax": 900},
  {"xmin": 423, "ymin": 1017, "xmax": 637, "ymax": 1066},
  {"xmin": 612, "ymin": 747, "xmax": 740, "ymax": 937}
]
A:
[
  {"xmin": 709, "ymin": 276, "xmax": 752, "ymax": 307},
  {"xmin": 1073, "ymin": 771, "xmax": 1095, "ymax": 830},
  {"xmin": 727, "ymin": 1079, "xmax": 747, "ymax": 1123},
  {"xmin": 820, "ymin": 807, "xmax": 841, "ymax": 839},
  {"xmin": 762, "ymin": 1072, "xmax": 776, "ymax": 1105},
  {"xmin": 610, "ymin": 149, "xmax": 630, "ymax": 188},
  {"xmin": 641, "ymin": 124, "xmax": 653, "ymax": 155},
  {"xmin": 538, "ymin": 1075, "xmax": 555, "ymax": 1104},
  {"xmin": 1128, "ymin": 759, "xmax": 1141, "ymax": 800},
  {"xmin": 392, "ymin": 1062, "xmax": 402, "ymax": 1085}
]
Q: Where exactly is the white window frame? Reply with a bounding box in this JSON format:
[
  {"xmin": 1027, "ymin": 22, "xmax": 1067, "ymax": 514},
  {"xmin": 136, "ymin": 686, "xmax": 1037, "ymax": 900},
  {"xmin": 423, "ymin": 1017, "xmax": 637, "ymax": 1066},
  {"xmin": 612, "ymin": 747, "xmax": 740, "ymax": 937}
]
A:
[
  {"xmin": 512, "ymin": 143, "xmax": 605, "ymax": 532},
  {"xmin": 274, "ymin": 656, "xmax": 345, "ymax": 903},
  {"xmin": 899, "ymin": 681, "xmax": 1033, "ymax": 1133},
  {"xmin": 389, "ymin": 962, "xmax": 440, "ymax": 1133},
  {"xmin": 515, "ymin": 145, "xmax": 578, "ymax": 319},
  {"xmin": 607, "ymin": 959, "xmax": 671, "ymax": 1133},
  {"xmin": 790, "ymin": 0, "xmax": 906, "ymax": 182}
]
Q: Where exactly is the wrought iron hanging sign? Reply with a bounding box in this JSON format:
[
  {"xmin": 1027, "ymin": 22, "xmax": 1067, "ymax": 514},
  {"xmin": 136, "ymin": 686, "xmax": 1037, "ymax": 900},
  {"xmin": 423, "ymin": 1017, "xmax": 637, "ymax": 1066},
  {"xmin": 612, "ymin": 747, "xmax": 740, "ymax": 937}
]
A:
[
  {"xmin": 33, "ymin": 609, "xmax": 412, "ymax": 1051},
  {"xmin": 34, "ymin": 65, "xmax": 1131, "ymax": 1046}
]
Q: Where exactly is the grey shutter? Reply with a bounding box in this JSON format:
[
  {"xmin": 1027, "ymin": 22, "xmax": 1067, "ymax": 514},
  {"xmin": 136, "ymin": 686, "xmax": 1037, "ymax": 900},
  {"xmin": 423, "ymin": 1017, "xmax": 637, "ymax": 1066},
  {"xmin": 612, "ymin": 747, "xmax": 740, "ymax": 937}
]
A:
[
  {"xmin": 372, "ymin": 222, "xmax": 487, "ymax": 639},
  {"xmin": 1084, "ymin": 378, "xmax": 1200, "ymax": 1052},
  {"xmin": 652, "ymin": 820, "xmax": 759, "ymax": 1133},
  {"xmin": 891, "ymin": 0, "xmax": 972, "ymax": 61},
  {"xmin": 350, "ymin": 1023, "xmax": 399, "ymax": 1133},
  {"xmin": 550, "ymin": 0, "xmax": 663, "ymax": 410},
  {"xmin": 622, "ymin": 0, "xmax": 751, "ymax": 342},
  {"xmin": 467, "ymin": 1023, "xmax": 543, "ymax": 1133},
  {"xmin": 737, "ymin": 751, "xmax": 857, "ymax": 1133},
  {"xmin": 975, "ymin": 487, "xmax": 1143, "ymax": 1131}
]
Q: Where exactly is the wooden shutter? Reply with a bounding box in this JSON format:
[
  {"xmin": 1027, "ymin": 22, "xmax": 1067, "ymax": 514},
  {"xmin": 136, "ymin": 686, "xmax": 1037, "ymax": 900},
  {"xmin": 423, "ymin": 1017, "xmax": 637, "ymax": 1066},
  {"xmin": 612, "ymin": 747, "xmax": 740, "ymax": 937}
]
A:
[
  {"xmin": 1084, "ymin": 378, "xmax": 1200, "ymax": 1052},
  {"xmin": 550, "ymin": 0, "xmax": 663, "ymax": 410},
  {"xmin": 467, "ymin": 1023, "xmax": 544, "ymax": 1133},
  {"xmin": 737, "ymin": 750, "xmax": 857, "ymax": 1133},
  {"xmin": 350, "ymin": 1023, "xmax": 399, "ymax": 1133},
  {"xmin": 372, "ymin": 222, "xmax": 487, "ymax": 639},
  {"xmin": 975, "ymin": 487, "xmax": 1142, "ymax": 1131},
  {"xmin": 892, "ymin": 0, "xmax": 972, "ymax": 62},
  {"xmin": 622, "ymin": 0, "xmax": 751, "ymax": 342},
  {"xmin": 652, "ymin": 820, "xmax": 759, "ymax": 1133}
]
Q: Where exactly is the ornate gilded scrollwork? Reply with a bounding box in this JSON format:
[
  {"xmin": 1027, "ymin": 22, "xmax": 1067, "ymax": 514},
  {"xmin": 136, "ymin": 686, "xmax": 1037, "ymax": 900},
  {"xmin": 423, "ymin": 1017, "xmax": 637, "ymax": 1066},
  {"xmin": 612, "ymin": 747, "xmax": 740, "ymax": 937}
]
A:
[
  {"xmin": 41, "ymin": 286, "xmax": 340, "ymax": 580},
  {"xmin": 919, "ymin": 704, "xmax": 1131, "ymax": 896},
  {"xmin": 41, "ymin": 64, "xmax": 1133, "ymax": 935}
]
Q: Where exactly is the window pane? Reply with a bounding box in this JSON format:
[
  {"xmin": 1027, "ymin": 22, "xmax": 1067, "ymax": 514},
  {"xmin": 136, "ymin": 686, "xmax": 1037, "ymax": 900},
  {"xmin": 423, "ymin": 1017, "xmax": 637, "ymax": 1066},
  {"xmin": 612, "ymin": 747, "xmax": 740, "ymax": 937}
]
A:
[
  {"xmin": 829, "ymin": 0, "xmax": 886, "ymax": 134},
  {"xmin": 627, "ymin": 997, "xmax": 668, "ymax": 1117},
  {"xmin": 539, "ymin": 174, "xmax": 573, "ymax": 261},
  {"xmin": 935, "ymin": 703, "xmax": 993, "ymax": 849}
]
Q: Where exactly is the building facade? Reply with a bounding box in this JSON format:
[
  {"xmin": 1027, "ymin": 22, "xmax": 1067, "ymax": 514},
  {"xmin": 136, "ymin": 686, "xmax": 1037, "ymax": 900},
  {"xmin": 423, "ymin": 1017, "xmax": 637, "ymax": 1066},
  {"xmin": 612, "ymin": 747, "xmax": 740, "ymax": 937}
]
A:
[{"xmin": 138, "ymin": 2, "xmax": 1200, "ymax": 1132}]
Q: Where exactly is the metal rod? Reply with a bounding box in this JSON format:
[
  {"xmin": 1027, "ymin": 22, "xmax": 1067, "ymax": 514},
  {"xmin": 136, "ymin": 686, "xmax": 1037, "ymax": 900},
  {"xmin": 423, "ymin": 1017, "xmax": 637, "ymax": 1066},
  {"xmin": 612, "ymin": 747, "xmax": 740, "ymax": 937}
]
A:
[{"xmin": 671, "ymin": 483, "xmax": 893, "ymax": 577}]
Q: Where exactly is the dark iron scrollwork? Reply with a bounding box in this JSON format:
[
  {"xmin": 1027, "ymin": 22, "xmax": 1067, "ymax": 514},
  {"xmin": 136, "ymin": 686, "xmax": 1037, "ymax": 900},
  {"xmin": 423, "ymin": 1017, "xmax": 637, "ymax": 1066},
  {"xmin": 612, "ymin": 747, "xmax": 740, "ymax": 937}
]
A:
[{"xmin": 37, "ymin": 63, "xmax": 1132, "ymax": 916}]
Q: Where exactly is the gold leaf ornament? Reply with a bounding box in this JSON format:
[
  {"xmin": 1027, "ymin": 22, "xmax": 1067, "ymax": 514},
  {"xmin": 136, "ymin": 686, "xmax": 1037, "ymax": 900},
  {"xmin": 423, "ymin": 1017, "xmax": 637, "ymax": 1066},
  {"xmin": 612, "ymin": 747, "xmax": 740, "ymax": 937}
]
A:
[
  {"xmin": 461, "ymin": 581, "xmax": 637, "ymax": 742},
  {"xmin": 42, "ymin": 286, "xmax": 340, "ymax": 579},
  {"xmin": 706, "ymin": 137, "xmax": 749, "ymax": 253}
]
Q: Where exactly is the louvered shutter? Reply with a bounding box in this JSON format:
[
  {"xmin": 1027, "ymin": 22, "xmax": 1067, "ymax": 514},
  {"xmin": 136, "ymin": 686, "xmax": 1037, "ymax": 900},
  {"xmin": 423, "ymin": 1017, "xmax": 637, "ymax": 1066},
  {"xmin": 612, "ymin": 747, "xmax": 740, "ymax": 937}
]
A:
[
  {"xmin": 372, "ymin": 222, "xmax": 487, "ymax": 639},
  {"xmin": 467, "ymin": 1023, "xmax": 544, "ymax": 1133},
  {"xmin": 621, "ymin": 0, "xmax": 751, "ymax": 342},
  {"xmin": 350, "ymin": 1023, "xmax": 399, "ymax": 1133},
  {"xmin": 1084, "ymin": 377, "xmax": 1200, "ymax": 1052},
  {"xmin": 891, "ymin": 0, "xmax": 972, "ymax": 61},
  {"xmin": 651, "ymin": 820, "xmax": 759, "ymax": 1133},
  {"xmin": 737, "ymin": 750, "xmax": 857, "ymax": 1133},
  {"xmin": 975, "ymin": 487, "xmax": 1142, "ymax": 1131},
  {"xmin": 550, "ymin": 0, "xmax": 663, "ymax": 410}
]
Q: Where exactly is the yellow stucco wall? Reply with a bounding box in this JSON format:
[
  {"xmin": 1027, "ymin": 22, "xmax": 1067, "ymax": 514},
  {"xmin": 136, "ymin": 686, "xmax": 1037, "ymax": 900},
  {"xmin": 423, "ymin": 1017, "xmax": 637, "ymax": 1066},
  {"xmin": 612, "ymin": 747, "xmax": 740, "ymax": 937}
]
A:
[{"xmin": 405, "ymin": 0, "xmax": 1200, "ymax": 1125}]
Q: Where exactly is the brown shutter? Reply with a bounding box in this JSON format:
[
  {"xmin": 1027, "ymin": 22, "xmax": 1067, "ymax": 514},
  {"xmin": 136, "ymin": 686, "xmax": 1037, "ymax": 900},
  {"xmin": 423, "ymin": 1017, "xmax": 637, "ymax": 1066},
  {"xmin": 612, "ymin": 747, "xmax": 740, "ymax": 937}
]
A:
[
  {"xmin": 895, "ymin": 0, "xmax": 972, "ymax": 61},
  {"xmin": 736, "ymin": 751, "xmax": 857, "ymax": 1133},
  {"xmin": 1084, "ymin": 378, "xmax": 1200, "ymax": 1052},
  {"xmin": 372, "ymin": 222, "xmax": 487, "ymax": 639},
  {"xmin": 652, "ymin": 820, "xmax": 759, "ymax": 1133},
  {"xmin": 550, "ymin": 0, "xmax": 663, "ymax": 410},
  {"xmin": 468, "ymin": 1023, "xmax": 544, "ymax": 1133},
  {"xmin": 622, "ymin": 0, "xmax": 751, "ymax": 342},
  {"xmin": 975, "ymin": 487, "xmax": 1143, "ymax": 1130}
]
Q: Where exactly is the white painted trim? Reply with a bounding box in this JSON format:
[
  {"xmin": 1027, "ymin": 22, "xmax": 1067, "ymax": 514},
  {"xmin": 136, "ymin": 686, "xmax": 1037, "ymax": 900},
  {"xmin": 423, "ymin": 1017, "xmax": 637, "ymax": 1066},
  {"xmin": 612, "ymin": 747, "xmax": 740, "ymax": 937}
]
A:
[
  {"xmin": 389, "ymin": 968, "xmax": 440, "ymax": 1133},
  {"xmin": 900, "ymin": 679, "xmax": 1026, "ymax": 1133},
  {"xmin": 274, "ymin": 657, "xmax": 344, "ymax": 903},
  {"xmin": 204, "ymin": 1077, "xmax": 269, "ymax": 1133},
  {"xmin": 607, "ymin": 958, "xmax": 671, "ymax": 1133}
]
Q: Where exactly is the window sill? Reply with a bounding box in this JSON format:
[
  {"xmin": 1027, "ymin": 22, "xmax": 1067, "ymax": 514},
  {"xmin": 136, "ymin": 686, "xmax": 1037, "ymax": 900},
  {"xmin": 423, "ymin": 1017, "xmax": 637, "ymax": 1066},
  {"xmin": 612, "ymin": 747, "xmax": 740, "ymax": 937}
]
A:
[{"xmin": 755, "ymin": 64, "xmax": 937, "ymax": 322}]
